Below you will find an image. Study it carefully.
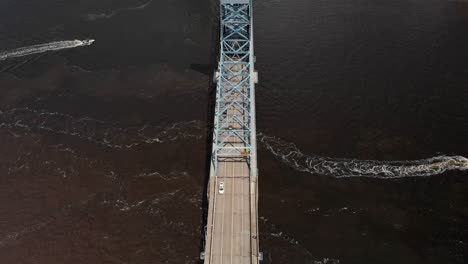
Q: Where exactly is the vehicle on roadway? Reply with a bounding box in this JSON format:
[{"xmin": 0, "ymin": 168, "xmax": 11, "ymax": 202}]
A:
[{"xmin": 218, "ymin": 182, "xmax": 225, "ymax": 194}]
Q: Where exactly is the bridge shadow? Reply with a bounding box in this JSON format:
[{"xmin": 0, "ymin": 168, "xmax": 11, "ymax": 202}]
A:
[{"xmin": 195, "ymin": 4, "xmax": 220, "ymax": 263}]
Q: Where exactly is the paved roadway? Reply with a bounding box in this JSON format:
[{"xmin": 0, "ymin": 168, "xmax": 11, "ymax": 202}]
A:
[{"xmin": 208, "ymin": 161, "xmax": 253, "ymax": 263}]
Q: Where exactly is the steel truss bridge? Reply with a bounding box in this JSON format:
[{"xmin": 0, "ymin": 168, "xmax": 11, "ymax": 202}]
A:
[{"xmin": 202, "ymin": 0, "xmax": 261, "ymax": 263}]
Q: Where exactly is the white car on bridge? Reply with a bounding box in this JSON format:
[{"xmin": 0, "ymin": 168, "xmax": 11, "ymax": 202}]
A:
[{"xmin": 218, "ymin": 182, "xmax": 225, "ymax": 194}]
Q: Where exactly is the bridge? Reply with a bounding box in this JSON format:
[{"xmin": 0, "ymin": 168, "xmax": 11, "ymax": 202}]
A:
[{"xmin": 201, "ymin": 0, "xmax": 260, "ymax": 263}]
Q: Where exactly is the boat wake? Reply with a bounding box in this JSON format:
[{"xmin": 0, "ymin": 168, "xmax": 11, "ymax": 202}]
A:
[
  {"xmin": 84, "ymin": 0, "xmax": 153, "ymax": 21},
  {"xmin": 0, "ymin": 108, "xmax": 204, "ymax": 148},
  {"xmin": 0, "ymin": 39, "xmax": 95, "ymax": 61},
  {"xmin": 258, "ymin": 133, "xmax": 468, "ymax": 178}
]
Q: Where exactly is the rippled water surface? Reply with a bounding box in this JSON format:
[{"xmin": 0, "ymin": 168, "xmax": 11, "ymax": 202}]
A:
[{"xmin": 0, "ymin": 0, "xmax": 467, "ymax": 263}]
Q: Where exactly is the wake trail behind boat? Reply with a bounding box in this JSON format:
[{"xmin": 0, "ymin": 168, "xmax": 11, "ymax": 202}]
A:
[
  {"xmin": 258, "ymin": 133, "xmax": 468, "ymax": 178},
  {"xmin": 0, "ymin": 39, "xmax": 95, "ymax": 61},
  {"xmin": 84, "ymin": 0, "xmax": 153, "ymax": 21}
]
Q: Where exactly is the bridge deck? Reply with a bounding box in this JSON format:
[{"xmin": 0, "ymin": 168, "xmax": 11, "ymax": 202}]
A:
[
  {"xmin": 203, "ymin": 0, "xmax": 259, "ymax": 263},
  {"xmin": 204, "ymin": 105, "xmax": 259, "ymax": 263},
  {"xmin": 208, "ymin": 162, "xmax": 253, "ymax": 263}
]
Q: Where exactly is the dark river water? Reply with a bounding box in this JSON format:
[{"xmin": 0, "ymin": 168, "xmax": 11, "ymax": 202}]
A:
[{"xmin": 0, "ymin": 0, "xmax": 467, "ymax": 263}]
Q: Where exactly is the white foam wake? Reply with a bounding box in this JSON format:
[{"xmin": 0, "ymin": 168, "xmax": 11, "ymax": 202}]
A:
[
  {"xmin": 84, "ymin": 0, "xmax": 153, "ymax": 21},
  {"xmin": 258, "ymin": 133, "xmax": 468, "ymax": 178},
  {"xmin": 0, "ymin": 107, "xmax": 204, "ymax": 148},
  {"xmin": 0, "ymin": 39, "xmax": 95, "ymax": 61}
]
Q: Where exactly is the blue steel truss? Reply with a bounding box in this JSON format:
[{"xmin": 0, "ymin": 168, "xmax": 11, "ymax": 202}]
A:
[{"xmin": 212, "ymin": 0, "xmax": 253, "ymax": 175}]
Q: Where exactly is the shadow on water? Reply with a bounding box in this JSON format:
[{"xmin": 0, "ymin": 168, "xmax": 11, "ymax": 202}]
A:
[
  {"xmin": 190, "ymin": 63, "xmax": 216, "ymax": 76},
  {"xmin": 197, "ymin": 1, "xmax": 220, "ymax": 262}
]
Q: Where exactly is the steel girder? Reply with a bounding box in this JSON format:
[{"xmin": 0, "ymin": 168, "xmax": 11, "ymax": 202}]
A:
[{"xmin": 213, "ymin": 2, "xmax": 253, "ymax": 175}]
